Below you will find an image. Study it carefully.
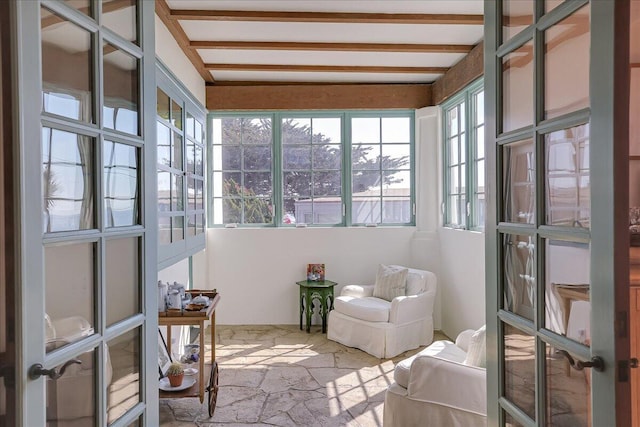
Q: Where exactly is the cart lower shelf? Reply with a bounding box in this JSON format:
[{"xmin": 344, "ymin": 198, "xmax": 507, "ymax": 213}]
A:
[{"xmin": 159, "ymin": 361, "xmax": 219, "ymax": 416}]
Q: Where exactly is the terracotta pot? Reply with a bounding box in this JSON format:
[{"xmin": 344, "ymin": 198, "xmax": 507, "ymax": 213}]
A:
[{"xmin": 168, "ymin": 372, "xmax": 184, "ymax": 387}]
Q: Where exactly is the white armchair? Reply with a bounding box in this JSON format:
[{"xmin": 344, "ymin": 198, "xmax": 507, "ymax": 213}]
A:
[
  {"xmin": 383, "ymin": 327, "xmax": 487, "ymax": 427},
  {"xmin": 327, "ymin": 266, "xmax": 437, "ymax": 359}
]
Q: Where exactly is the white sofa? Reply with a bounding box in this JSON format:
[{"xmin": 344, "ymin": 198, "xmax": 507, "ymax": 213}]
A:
[
  {"xmin": 383, "ymin": 328, "xmax": 487, "ymax": 427},
  {"xmin": 327, "ymin": 267, "xmax": 436, "ymax": 359}
]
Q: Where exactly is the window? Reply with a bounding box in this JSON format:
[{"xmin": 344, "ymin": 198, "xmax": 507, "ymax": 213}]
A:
[
  {"xmin": 442, "ymin": 79, "xmax": 485, "ymax": 230},
  {"xmin": 210, "ymin": 111, "xmax": 414, "ymax": 227}
]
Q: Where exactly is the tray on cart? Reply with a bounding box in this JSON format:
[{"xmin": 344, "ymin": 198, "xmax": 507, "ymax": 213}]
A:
[{"xmin": 159, "ymin": 291, "xmax": 218, "ymax": 317}]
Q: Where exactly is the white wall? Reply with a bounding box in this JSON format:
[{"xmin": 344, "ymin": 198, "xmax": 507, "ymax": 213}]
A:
[{"xmin": 155, "ymin": 15, "xmax": 206, "ymax": 106}]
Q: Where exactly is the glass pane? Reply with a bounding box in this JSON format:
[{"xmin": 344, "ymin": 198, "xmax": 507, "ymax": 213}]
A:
[
  {"xmin": 104, "ymin": 141, "xmax": 138, "ymax": 228},
  {"xmin": 283, "ymin": 171, "xmax": 312, "ymax": 197},
  {"xmin": 313, "ymin": 171, "xmax": 341, "ymax": 196},
  {"xmin": 45, "ymin": 242, "xmax": 95, "ymax": 352},
  {"xmin": 103, "ymin": 44, "xmax": 139, "ymax": 135},
  {"xmin": 187, "ymin": 214, "xmax": 196, "ymax": 236},
  {"xmin": 503, "ymin": 234, "xmax": 536, "ymax": 321},
  {"xmin": 545, "ymin": 0, "xmax": 564, "ymax": 13},
  {"xmin": 505, "ymin": 410, "xmax": 527, "ymax": 427},
  {"xmin": 504, "ymin": 323, "xmax": 536, "ymax": 420},
  {"xmin": 187, "ymin": 178, "xmax": 196, "ymax": 210},
  {"xmin": 186, "ymin": 141, "xmax": 195, "ymax": 174},
  {"xmin": 244, "ymin": 172, "xmax": 272, "ymax": 197},
  {"xmin": 158, "ymin": 216, "xmax": 171, "ymax": 244},
  {"xmin": 105, "ymin": 238, "xmax": 139, "ymax": 326},
  {"xmin": 352, "ymin": 198, "xmax": 381, "ymax": 224},
  {"xmin": 477, "ymin": 125, "xmax": 485, "ymax": 159},
  {"xmin": 197, "ymin": 213, "xmax": 205, "ymax": 233},
  {"xmin": 475, "ymin": 91, "xmax": 485, "ymax": 126},
  {"xmin": 242, "ymin": 118, "xmax": 272, "ymax": 145},
  {"xmin": 450, "ymin": 136, "xmax": 460, "ymax": 165},
  {"xmin": 544, "ymin": 5, "xmax": 590, "ymax": 119},
  {"xmin": 282, "ymin": 118, "xmax": 311, "ymax": 144},
  {"xmin": 157, "ymin": 122, "xmax": 171, "ymax": 167},
  {"xmin": 353, "ymin": 171, "xmax": 381, "ymax": 194},
  {"xmin": 196, "ymin": 180, "xmax": 204, "ymax": 210},
  {"xmin": 195, "ymin": 119, "xmax": 204, "ymax": 143},
  {"xmin": 352, "ymin": 118, "xmax": 380, "ymax": 143},
  {"xmin": 244, "ymin": 146, "xmax": 272, "ymax": 170},
  {"xmin": 503, "ymin": 41, "xmax": 534, "ymax": 133},
  {"xmin": 172, "ymin": 132, "xmax": 183, "ymax": 170},
  {"xmin": 243, "ymin": 198, "xmax": 272, "ymax": 224},
  {"xmin": 545, "ymin": 342, "xmax": 590, "ymax": 426},
  {"xmin": 448, "ymin": 195, "xmax": 466, "ymax": 227},
  {"xmin": 313, "ymin": 145, "xmax": 341, "ymax": 170},
  {"xmin": 451, "ymin": 166, "xmax": 460, "ymax": 194},
  {"xmin": 42, "ymin": 128, "xmax": 94, "ymax": 233},
  {"xmin": 46, "ymin": 349, "xmax": 96, "ymax": 424},
  {"xmin": 223, "ymin": 199, "xmax": 242, "ymax": 224},
  {"xmin": 382, "ymin": 198, "xmax": 411, "ymax": 223},
  {"xmin": 171, "ymin": 99, "xmax": 182, "ymax": 130},
  {"xmin": 477, "ymin": 159, "xmax": 486, "ymax": 193},
  {"xmin": 107, "ymin": 328, "xmax": 141, "ymax": 424},
  {"xmin": 448, "ymin": 106, "xmax": 459, "ymax": 135},
  {"xmin": 221, "ymin": 146, "xmax": 241, "ymax": 170},
  {"xmin": 381, "ymin": 117, "xmax": 410, "ymax": 143},
  {"xmin": 221, "ymin": 172, "xmax": 242, "ymax": 196},
  {"xmin": 158, "ymin": 171, "xmax": 170, "ymax": 212},
  {"xmin": 474, "ymin": 192, "xmax": 486, "ymax": 228},
  {"xmin": 102, "ymin": 0, "xmax": 137, "ymax": 44},
  {"xmin": 312, "ymin": 118, "xmax": 341, "ymax": 144},
  {"xmin": 545, "ymin": 240, "xmax": 590, "ymax": 343},
  {"xmin": 172, "ymin": 216, "xmax": 183, "ymax": 242},
  {"xmin": 186, "ymin": 113, "xmax": 195, "ymax": 139},
  {"xmin": 172, "ymin": 174, "xmax": 183, "ymax": 211},
  {"xmin": 195, "ymin": 145, "xmax": 204, "ymax": 176},
  {"xmin": 63, "ymin": 0, "xmax": 91, "ymax": 16},
  {"xmin": 311, "ymin": 201, "xmax": 342, "ymax": 225},
  {"xmin": 503, "ymin": 139, "xmax": 535, "ymax": 224},
  {"xmin": 283, "ymin": 146, "xmax": 311, "ymax": 170},
  {"xmin": 41, "ymin": 8, "xmax": 93, "ymax": 123},
  {"xmin": 352, "ymin": 144, "xmax": 381, "ymax": 170},
  {"xmin": 382, "ymin": 144, "xmax": 410, "ymax": 169},
  {"xmin": 157, "ymin": 89, "xmax": 170, "ymax": 121},
  {"xmin": 545, "ymin": 124, "xmax": 590, "ymax": 228},
  {"xmin": 382, "ymin": 171, "xmax": 410, "ymax": 197},
  {"xmin": 503, "ymin": 0, "xmax": 533, "ymax": 43}
]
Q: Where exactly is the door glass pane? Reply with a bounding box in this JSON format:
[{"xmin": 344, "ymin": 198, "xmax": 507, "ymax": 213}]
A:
[
  {"xmin": 172, "ymin": 175, "xmax": 183, "ymax": 211},
  {"xmin": 503, "ymin": 139, "xmax": 535, "ymax": 224},
  {"xmin": 505, "ymin": 410, "xmax": 526, "ymax": 426},
  {"xmin": 545, "ymin": 124, "xmax": 590, "ymax": 228},
  {"xmin": 171, "ymin": 100, "xmax": 182, "ymax": 130},
  {"xmin": 103, "ymin": 43, "xmax": 139, "ymax": 136},
  {"xmin": 158, "ymin": 171, "xmax": 170, "ymax": 212},
  {"xmin": 104, "ymin": 141, "xmax": 138, "ymax": 228},
  {"xmin": 188, "ymin": 214, "xmax": 196, "ymax": 236},
  {"xmin": 41, "ymin": 8, "xmax": 93, "ymax": 123},
  {"xmin": 157, "ymin": 89, "xmax": 170, "ymax": 121},
  {"xmin": 172, "ymin": 132, "xmax": 183, "ymax": 170},
  {"xmin": 158, "ymin": 216, "xmax": 171, "ymax": 245},
  {"xmin": 503, "ymin": 234, "xmax": 536, "ymax": 321},
  {"xmin": 46, "ymin": 349, "xmax": 96, "ymax": 425},
  {"xmin": 63, "ymin": 0, "xmax": 92, "ymax": 16},
  {"xmin": 42, "ymin": 128, "xmax": 95, "ymax": 233},
  {"xmin": 45, "ymin": 243, "xmax": 95, "ymax": 352},
  {"xmin": 105, "ymin": 238, "xmax": 140, "ymax": 326},
  {"xmin": 545, "ymin": 342, "xmax": 590, "ymax": 426},
  {"xmin": 157, "ymin": 123, "xmax": 171, "ymax": 167},
  {"xmin": 545, "ymin": 0, "xmax": 564, "ymax": 14},
  {"xmin": 504, "ymin": 323, "xmax": 536, "ymax": 420},
  {"xmin": 545, "ymin": 240, "xmax": 590, "ymax": 344},
  {"xmin": 502, "ymin": 0, "xmax": 533, "ymax": 43},
  {"xmin": 503, "ymin": 41, "xmax": 534, "ymax": 133},
  {"xmin": 172, "ymin": 216, "xmax": 184, "ymax": 242},
  {"xmin": 102, "ymin": 0, "xmax": 137, "ymax": 44},
  {"xmin": 107, "ymin": 327, "xmax": 141, "ymax": 424},
  {"xmin": 544, "ymin": 5, "xmax": 590, "ymax": 120}
]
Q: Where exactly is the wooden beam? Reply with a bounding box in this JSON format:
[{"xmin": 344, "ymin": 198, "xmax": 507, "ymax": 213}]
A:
[
  {"xmin": 170, "ymin": 9, "xmax": 483, "ymax": 25},
  {"xmin": 432, "ymin": 42, "xmax": 484, "ymax": 105},
  {"xmin": 191, "ymin": 40, "xmax": 473, "ymax": 54},
  {"xmin": 206, "ymin": 83, "xmax": 432, "ymax": 110},
  {"xmin": 204, "ymin": 63, "xmax": 448, "ymax": 74},
  {"xmin": 155, "ymin": 0, "xmax": 214, "ymax": 83}
]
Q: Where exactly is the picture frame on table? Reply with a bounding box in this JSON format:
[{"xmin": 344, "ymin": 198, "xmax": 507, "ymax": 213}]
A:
[
  {"xmin": 158, "ymin": 328, "xmax": 172, "ymax": 379},
  {"xmin": 307, "ymin": 263, "xmax": 325, "ymax": 281}
]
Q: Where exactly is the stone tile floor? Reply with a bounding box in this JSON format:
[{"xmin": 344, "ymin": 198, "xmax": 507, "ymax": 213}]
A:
[{"xmin": 160, "ymin": 325, "xmax": 449, "ymax": 426}]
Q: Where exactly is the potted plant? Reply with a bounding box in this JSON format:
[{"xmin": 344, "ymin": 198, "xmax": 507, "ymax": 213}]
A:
[{"xmin": 166, "ymin": 362, "xmax": 184, "ymax": 387}]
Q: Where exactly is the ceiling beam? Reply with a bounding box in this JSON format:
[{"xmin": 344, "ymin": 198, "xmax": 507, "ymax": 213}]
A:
[
  {"xmin": 170, "ymin": 9, "xmax": 483, "ymax": 25},
  {"xmin": 204, "ymin": 63, "xmax": 448, "ymax": 74},
  {"xmin": 155, "ymin": 0, "xmax": 214, "ymax": 83},
  {"xmin": 191, "ymin": 40, "xmax": 474, "ymax": 54}
]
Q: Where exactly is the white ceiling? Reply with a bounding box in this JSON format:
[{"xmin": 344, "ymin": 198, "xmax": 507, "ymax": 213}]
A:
[{"xmin": 163, "ymin": 0, "xmax": 484, "ymax": 84}]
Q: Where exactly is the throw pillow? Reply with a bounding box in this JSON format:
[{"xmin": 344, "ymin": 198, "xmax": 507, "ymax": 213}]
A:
[
  {"xmin": 373, "ymin": 264, "xmax": 408, "ymax": 302},
  {"xmin": 463, "ymin": 325, "xmax": 486, "ymax": 368}
]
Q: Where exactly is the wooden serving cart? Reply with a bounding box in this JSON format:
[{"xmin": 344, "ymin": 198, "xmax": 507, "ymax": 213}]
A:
[{"xmin": 159, "ymin": 290, "xmax": 220, "ymax": 416}]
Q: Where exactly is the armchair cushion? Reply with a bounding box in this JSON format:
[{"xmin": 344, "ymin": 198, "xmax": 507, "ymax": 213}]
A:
[
  {"xmin": 463, "ymin": 325, "xmax": 486, "ymax": 368},
  {"xmin": 334, "ymin": 296, "xmax": 390, "ymax": 322},
  {"xmin": 373, "ymin": 264, "xmax": 408, "ymax": 301},
  {"xmin": 394, "ymin": 340, "xmax": 467, "ymax": 389}
]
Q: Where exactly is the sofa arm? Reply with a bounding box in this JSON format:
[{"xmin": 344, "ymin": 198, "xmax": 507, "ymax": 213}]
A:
[
  {"xmin": 407, "ymin": 354, "xmax": 486, "ymax": 416},
  {"xmin": 389, "ymin": 290, "xmax": 435, "ymax": 324},
  {"xmin": 455, "ymin": 329, "xmax": 476, "ymax": 353},
  {"xmin": 340, "ymin": 284, "xmax": 374, "ymax": 298}
]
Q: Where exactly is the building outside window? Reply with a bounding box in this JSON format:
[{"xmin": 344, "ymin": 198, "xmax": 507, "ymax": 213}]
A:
[
  {"xmin": 442, "ymin": 79, "xmax": 485, "ymax": 230},
  {"xmin": 210, "ymin": 111, "xmax": 414, "ymax": 227}
]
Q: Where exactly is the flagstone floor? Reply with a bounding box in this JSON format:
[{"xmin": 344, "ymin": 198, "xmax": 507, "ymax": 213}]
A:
[{"xmin": 160, "ymin": 324, "xmax": 448, "ymax": 426}]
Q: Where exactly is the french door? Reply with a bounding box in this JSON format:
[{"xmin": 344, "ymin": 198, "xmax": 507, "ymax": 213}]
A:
[
  {"xmin": 485, "ymin": 0, "xmax": 631, "ymax": 426},
  {"xmin": 14, "ymin": 1, "xmax": 158, "ymax": 425}
]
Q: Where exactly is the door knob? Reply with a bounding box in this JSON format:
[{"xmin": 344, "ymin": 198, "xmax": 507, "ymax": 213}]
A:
[
  {"xmin": 557, "ymin": 350, "xmax": 604, "ymax": 372},
  {"xmin": 28, "ymin": 359, "xmax": 81, "ymax": 380},
  {"xmin": 630, "ymin": 358, "xmax": 639, "ymax": 369}
]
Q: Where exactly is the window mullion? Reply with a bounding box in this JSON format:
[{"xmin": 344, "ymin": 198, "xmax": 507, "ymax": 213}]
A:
[{"xmin": 273, "ymin": 112, "xmax": 282, "ymax": 227}]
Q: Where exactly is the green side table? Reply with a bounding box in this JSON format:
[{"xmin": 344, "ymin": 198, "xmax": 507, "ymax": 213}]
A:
[{"xmin": 296, "ymin": 280, "xmax": 337, "ymax": 333}]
